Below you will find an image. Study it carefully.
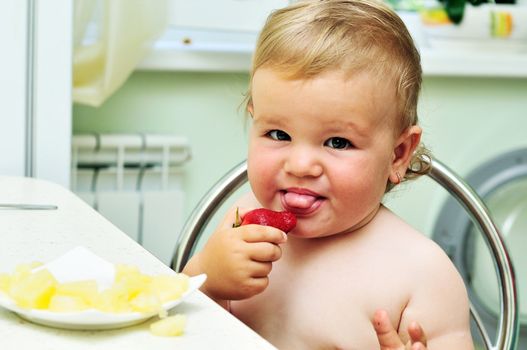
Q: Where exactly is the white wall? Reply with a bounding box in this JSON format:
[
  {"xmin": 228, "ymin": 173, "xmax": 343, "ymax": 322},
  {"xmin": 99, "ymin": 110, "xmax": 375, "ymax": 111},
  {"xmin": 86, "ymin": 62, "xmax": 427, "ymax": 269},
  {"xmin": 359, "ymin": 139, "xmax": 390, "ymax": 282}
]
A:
[{"xmin": 73, "ymin": 73, "xmax": 527, "ymax": 227}]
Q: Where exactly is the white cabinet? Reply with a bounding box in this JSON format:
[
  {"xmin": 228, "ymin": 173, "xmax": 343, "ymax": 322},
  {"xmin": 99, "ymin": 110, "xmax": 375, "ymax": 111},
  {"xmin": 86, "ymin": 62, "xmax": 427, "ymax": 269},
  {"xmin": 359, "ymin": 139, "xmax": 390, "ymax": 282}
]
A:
[
  {"xmin": 0, "ymin": 0, "xmax": 72, "ymax": 187},
  {"xmin": 139, "ymin": 0, "xmax": 290, "ymax": 72},
  {"xmin": 0, "ymin": 0, "xmax": 27, "ymax": 177}
]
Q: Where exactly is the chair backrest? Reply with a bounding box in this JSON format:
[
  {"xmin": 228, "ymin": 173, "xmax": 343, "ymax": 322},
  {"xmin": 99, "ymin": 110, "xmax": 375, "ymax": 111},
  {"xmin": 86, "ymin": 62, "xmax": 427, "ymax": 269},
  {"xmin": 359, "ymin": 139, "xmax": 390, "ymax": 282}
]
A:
[{"xmin": 171, "ymin": 157, "xmax": 519, "ymax": 350}]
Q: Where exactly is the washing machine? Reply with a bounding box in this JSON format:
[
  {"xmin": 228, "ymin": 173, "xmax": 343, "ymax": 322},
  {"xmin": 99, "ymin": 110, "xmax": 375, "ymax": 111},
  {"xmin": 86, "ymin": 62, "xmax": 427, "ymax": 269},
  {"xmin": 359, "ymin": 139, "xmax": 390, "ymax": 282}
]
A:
[
  {"xmin": 433, "ymin": 147, "xmax": 527, "ymax": 347},
  {"xmin": 384, "ymin": 78, "xmax": 527, "ymax": 348}
]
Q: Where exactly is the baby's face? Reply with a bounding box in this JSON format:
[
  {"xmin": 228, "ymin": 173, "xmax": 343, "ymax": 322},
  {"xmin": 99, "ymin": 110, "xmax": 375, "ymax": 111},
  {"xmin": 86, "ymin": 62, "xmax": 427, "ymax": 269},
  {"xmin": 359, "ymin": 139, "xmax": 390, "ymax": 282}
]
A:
[{"xmin": 247, "ymin": 68, "xmax": 401, "ymax": 238}]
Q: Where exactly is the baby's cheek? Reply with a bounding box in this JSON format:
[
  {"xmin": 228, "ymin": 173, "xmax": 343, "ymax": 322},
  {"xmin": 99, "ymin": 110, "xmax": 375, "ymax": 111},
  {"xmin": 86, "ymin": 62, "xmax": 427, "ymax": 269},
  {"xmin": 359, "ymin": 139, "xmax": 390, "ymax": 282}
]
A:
[
  {"xmin": 248, "ymin": 170, "xmax": 275, "ymax": 206},
  {"xmin": 249, "ymin": 174, "xmax": 271, "ymax": 202}
]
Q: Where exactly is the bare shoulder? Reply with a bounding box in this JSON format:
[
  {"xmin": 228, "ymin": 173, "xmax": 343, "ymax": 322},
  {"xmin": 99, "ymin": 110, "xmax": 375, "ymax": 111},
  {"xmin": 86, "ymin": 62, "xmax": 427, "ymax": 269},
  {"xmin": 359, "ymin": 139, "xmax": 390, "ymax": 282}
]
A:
[
  {"xmin": 233, "ymin": 191, "xmax": 261, "ymax": 208},
  {"xmin": 220, "ymin": 191, "xmax": 261, "ymax": 219},
  {"xmin": 377, "ymin": 209, "xmax": 474, "ymax": 348},
  {"xmin": 375, "ymin": 206, "xmax": 456, "ymax": 265},
  {"xmin": 377, "ymin": 206, "xmax": 467, "ymax": 296}
]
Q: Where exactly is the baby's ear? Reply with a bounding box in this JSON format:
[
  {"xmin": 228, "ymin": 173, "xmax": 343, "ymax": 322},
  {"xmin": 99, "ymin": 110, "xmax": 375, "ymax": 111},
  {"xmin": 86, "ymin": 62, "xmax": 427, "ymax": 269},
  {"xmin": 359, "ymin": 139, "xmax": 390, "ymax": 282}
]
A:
[
  {"xmin": 389, "ymin": 126, "xmax": 422, "ymax": 180},
  {"xmin": 247, "ymin": 100, "xmax": 254, "ymax": 117}
]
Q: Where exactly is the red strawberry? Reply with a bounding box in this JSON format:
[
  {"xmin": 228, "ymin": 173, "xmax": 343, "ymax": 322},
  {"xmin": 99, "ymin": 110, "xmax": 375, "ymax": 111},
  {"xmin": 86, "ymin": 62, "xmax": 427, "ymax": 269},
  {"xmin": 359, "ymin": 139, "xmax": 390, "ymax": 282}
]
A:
[{"xmin": 236, "ymin": 208, "xmax": 297, "ymax": 233}]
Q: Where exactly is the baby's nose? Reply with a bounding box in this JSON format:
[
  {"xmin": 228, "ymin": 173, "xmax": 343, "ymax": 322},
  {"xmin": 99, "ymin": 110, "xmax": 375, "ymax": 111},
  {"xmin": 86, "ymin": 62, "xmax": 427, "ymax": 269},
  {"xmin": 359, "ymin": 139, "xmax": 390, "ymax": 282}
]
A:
[{"xmin": 283, "ymin": 147, "xmax": 323, "ymax": 178}]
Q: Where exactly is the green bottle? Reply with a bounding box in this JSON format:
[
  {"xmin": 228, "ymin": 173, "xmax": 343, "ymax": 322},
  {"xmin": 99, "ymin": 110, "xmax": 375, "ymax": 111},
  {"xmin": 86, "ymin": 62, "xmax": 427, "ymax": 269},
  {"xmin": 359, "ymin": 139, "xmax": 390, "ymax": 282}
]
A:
[{"xmin": 444, "ymin": 0, "xmax": 466, "ymax": 24}]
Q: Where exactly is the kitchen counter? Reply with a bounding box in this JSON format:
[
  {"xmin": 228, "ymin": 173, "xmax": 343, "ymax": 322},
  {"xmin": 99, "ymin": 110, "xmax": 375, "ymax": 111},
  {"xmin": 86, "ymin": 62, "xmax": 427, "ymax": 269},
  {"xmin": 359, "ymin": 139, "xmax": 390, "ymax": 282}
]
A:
[{"xmin": 0, "ymin": 176, "xmax": 276, "ymax": 350}]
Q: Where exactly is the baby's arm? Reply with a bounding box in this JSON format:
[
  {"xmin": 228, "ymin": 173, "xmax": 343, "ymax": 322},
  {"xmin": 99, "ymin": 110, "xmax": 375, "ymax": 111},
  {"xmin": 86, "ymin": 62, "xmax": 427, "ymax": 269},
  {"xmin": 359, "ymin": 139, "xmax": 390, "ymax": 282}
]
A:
[
  {"xmin": 182, "ymin": 205, "xmax": 287, "ymax": 309},
  {"xmin": 382, "ymin": 246, "xmax": 474, "ymax": 349}
]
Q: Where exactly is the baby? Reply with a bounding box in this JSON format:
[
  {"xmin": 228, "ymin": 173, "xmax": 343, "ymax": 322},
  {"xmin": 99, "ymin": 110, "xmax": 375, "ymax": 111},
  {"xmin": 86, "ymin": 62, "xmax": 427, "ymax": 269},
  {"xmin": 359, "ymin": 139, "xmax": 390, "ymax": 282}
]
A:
[{"xmin": 184, "ymin": 0, "xmax": 474, "ymax": 349}]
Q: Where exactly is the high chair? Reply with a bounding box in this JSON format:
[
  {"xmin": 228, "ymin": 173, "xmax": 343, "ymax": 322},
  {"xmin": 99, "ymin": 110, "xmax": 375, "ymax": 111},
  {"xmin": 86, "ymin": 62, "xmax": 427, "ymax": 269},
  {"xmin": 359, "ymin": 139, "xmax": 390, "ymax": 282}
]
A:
[{"xmin": 171, "ymin": 157, "xmax": 519, "ymax": 350}]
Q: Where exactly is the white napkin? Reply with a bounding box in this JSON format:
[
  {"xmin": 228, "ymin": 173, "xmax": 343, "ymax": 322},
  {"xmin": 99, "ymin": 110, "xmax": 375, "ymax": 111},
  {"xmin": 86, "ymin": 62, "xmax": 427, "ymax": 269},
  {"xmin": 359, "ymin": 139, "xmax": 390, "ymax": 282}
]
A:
[{"xmin": 36, "ymin": 246, "xmax": 115, "ymax": 290}]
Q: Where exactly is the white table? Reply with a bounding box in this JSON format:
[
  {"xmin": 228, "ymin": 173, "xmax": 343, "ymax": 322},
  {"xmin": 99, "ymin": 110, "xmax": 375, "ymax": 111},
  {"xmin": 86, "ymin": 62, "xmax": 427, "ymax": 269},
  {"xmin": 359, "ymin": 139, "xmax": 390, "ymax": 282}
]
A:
[{"xmin": 0, "ymin": 176, "xmax": 276, "ymax": 350}]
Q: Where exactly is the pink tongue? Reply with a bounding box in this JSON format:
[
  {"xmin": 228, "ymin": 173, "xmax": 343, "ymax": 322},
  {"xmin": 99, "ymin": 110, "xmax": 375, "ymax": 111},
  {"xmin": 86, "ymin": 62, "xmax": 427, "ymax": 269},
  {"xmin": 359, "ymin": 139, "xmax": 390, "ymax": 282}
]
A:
[{"xmin": 284, "ymin": 192, "xmax": 317, "ymax": 209}]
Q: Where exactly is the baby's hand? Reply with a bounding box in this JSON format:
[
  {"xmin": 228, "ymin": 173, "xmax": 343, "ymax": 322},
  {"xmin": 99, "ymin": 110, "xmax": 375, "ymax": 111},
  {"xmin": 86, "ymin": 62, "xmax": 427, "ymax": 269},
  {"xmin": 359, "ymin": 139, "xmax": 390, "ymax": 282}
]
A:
[
  {"xmin": 197, "ymin": 207, "xmax": 287, "ymax": 301},
  {"xmin": 373, "ymin": 309, "xmax": 428, "ymax": 350}
]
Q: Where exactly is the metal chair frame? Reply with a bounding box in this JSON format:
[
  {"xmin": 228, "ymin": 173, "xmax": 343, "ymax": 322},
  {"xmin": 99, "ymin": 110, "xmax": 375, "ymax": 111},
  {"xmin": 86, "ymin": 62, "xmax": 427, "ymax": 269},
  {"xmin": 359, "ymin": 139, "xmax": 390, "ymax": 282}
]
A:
[{"xmin": 172, "ymin": 157, "xmax": 519, "ymax": 350}]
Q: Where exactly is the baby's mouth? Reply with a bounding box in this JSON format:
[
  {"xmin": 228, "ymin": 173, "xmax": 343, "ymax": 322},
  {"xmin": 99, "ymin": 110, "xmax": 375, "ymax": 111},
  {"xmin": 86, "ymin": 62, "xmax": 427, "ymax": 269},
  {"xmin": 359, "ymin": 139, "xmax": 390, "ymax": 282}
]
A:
[{"xmin": 280, "ymin": 189, "xmax": 325, "ymax": 216}]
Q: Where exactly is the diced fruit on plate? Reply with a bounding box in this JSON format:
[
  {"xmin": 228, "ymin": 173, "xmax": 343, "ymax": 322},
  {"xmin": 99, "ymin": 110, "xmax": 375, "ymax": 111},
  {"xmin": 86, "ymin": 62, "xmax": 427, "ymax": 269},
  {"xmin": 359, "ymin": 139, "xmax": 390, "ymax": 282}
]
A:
[
  {"xmin": 0, "ymin": 247, "xmax": 206, "ymax": 330},
  {"xmin": 150, "ymin": 314, "xmax": 186, "ymax": 336},
  {"xmin": 1, "ymin": 263, "xmax": 190, "ymax": 313}
]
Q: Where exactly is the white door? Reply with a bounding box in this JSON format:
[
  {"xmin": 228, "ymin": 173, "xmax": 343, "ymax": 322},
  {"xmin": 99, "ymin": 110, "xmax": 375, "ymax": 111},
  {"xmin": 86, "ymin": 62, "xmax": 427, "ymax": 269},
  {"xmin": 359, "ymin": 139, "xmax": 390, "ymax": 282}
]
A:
[{"xmin": 0, "ymin": 0, "xmax": 72, "ymax": 187}]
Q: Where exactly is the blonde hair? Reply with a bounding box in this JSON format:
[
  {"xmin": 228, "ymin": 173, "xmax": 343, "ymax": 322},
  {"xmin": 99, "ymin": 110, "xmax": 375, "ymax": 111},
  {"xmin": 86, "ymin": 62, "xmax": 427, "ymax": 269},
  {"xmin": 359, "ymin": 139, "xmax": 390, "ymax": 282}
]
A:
[{"xmin": 246, "ymin": 0, "xmax": 431, "ymax": 186}]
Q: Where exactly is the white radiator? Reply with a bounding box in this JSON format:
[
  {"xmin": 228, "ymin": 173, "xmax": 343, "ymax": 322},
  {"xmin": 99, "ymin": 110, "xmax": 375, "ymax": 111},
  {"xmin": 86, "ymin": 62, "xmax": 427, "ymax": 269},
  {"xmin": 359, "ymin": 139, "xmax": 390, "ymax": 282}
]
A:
[{"xmin": 71, "ymin": 134, "xmax": 190, "ymax": 266}]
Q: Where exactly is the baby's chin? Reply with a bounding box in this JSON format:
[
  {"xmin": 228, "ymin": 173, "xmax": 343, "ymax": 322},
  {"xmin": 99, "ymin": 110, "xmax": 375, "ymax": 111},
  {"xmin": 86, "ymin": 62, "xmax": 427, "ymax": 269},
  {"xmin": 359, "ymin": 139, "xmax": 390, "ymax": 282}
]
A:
[
  {"xmin": 296, "ymin": 218, "xmax": 370, "ymax": 239},
  {"xmin": 286, "ymin": 221, "xmax": 336, "ymax": 239}
]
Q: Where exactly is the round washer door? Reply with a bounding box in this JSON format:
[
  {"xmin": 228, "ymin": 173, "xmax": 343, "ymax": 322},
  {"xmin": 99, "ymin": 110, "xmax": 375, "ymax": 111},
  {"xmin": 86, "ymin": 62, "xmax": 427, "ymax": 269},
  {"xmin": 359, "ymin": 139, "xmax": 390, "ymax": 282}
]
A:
[
  {"xmin": 433, "ymin": 148, "xmax": 527, "ymax": 343},
  {"xmin": 470, "ymin": 175, "xmax": 527, "ymax": 323}
]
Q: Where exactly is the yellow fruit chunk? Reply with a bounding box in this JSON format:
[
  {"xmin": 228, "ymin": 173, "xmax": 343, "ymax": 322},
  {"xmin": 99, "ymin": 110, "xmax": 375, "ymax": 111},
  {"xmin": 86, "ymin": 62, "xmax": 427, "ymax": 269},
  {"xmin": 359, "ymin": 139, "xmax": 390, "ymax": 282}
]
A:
[
  {"xmin": 94, "ymin": 287, "xmax": 132, "ymax": 313},
  {"xmin": 130, "ymin": 292, "xmax": 162, "ymax": 313},
  {"xmin": 115, "ymin": 264, "xmax": 153, "ymax": 300},
  {"xmin": 149, "ymin": 274, "xmax": 189, "ymax": 303},
  {"xmin": 49, "ymin": 295, "xmax": 90, "ymax": 312},
  {"xmin": 10, "ymin": 262, "xmax": 44, "ymax": 283},
  {"xmin": 150, "ymin": 314, "xmax": 186, "ymax": 336},
  {"xmin": 0, "ymin": 273, "xmax": 11, "ymax": 293},
  {"xmin": 11, "ymin": 264, "xmax": 32, "ymax": 282},
  {"xmin": 9, "ymin": 269, "xmax": 57, "ymax": 309},
  {"xmin": 55, "ymin": 280, "xmax": 99, "ymax": 306},
  {"xmin": 115, "ymin": 264, "xmax": 142, "ymax": 279}
]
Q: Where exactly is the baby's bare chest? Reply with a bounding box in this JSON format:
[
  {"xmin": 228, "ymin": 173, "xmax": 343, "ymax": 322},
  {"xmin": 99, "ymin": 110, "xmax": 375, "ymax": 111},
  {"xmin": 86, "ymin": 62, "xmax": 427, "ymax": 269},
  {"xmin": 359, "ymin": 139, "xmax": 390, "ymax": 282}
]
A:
[{"xmin": 232, "ymin": 253, "xmax": 411, "ymax": 349}]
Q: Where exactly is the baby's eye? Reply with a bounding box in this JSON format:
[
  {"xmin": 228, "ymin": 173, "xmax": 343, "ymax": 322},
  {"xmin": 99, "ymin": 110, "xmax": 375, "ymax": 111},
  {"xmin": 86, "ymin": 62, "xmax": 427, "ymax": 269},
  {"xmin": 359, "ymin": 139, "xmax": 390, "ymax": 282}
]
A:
[
  {"xmin": 324, "ymin": 137, "xmax": 353, "ymax": 150},
  {"xmin": 267, "ymin": 130, "xmax": 291, "ymax": 141}
]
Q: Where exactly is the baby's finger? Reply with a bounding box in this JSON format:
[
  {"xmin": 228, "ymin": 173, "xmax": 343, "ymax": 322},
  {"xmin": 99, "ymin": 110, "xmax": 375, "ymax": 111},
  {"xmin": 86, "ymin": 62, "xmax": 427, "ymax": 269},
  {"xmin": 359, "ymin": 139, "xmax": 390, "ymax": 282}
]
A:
[
  {"xmin": 410, "ymin": 342, "xmax": 426, "ymax": 350},
  {"xmin": 249, "ymin": 242, "xmax": 283, "ymax": 262},
  {"xmin": 251, "ymin": 276, "xmax": 270, "ymax": 293},
  {"xmin": 408, "ymin": 321, "xmax": 427, "ymax": 346},
  {"xmin": 247, "ymin": 261, "xmax": 273, "ymax": 277},
  {"xmin": 373, "ymin": 309, "xmax": 404, "ymax": 349},
  {"xmin": 242, "ymin": 225, "xmax": 287, "ymax": 244}
]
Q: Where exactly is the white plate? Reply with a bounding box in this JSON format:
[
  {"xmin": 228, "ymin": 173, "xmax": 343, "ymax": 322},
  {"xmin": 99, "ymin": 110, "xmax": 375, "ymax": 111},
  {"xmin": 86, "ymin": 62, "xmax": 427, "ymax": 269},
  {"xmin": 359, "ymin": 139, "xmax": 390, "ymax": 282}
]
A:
[{"xmin": 0, "ymin": 246, "xmax": 206, "ymax": 330}]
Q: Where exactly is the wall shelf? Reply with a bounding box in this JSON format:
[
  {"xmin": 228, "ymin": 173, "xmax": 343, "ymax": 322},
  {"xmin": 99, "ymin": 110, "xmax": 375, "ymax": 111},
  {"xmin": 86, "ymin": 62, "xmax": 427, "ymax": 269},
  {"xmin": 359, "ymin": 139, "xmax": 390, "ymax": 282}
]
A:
[
  {"xmin": 138, "ymin": 15, "xmax": 527, "ymax": 78},
  {"xmin": 138, "ymin": 45, "xmax": 527, "ymax": 77},
  {"xmin": 419, "ymin": 48, "xmax": 527, "ymax": 78}
]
